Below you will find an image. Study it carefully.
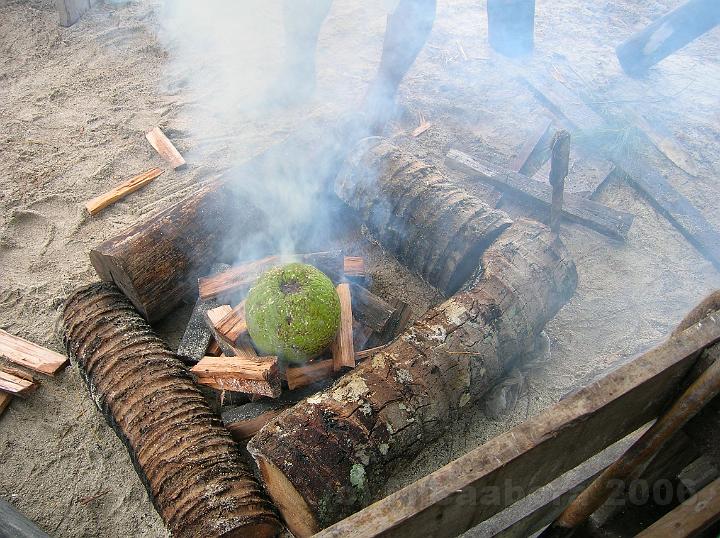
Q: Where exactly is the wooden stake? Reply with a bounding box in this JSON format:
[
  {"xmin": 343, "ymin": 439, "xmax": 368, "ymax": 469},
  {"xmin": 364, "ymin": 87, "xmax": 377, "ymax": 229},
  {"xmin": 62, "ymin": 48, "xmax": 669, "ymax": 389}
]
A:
[
  {"xmin": 0, "ymin": 329, "xmax": 67, "ymax": 375},
  {"xmin": 332, "ymin": 284, "xmax": 355, "ymax": 371},
  {"xmin": 549, "ymin": 130, "xmax": 571, "ymax": 235},
  {"xmin": 85, "ymin": 168, "xmax": 163, "ymax": 216},
  {"xmin": 145, "ymin": 127, "xmax": 186, "ymax": 170},
  {"xmin": 0, "ymin": 369, "xmax": 37, "ymax": 397}
]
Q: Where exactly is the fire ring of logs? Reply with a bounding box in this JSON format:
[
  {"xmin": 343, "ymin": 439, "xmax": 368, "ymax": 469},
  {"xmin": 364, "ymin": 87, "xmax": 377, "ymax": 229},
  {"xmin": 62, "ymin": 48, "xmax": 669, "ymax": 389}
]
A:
[{"xmin": 62, "ymin": 137, "xmax": 578, "ymax": 537}]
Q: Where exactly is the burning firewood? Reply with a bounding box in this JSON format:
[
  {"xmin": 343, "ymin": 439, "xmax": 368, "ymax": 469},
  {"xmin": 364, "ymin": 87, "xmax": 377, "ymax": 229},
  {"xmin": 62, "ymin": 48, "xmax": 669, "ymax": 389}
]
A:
[
  {"xmin": 248, "ymin": 220, "xmax": 578, "ymax": 536},
  {"xmin": 198, "ymin": 250, "xmax": 344, "ymax": 301},
  {"xmin": 285, "ymin": 359, "xmax": 335, "ymax": 391},
  {"xmin": 145, "ymin": 127, "xmax": 186, "ymax": 170},
  {"xmin": 331, "ymin": 283, "xmax": 354, "ymax": 371},
  {"xmin": 190, "ymin": 356, "xmax": 281, "ymax": 398},
  {"xmin": 62, "ymin": 283, "xmax": 283, "ymax": 537}
]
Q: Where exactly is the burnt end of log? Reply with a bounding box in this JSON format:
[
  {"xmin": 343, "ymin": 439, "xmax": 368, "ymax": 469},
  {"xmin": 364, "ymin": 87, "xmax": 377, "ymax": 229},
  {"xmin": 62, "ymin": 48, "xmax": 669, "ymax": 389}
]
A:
[
  {"xmin": 335, "ymin": 139, "xmax": 513, "ymax": 296},
  {"xmin": 61, "ymin": 283, "xmax": 283, "ymax": 538},
  {"xmin": 248, "ymin": 219, "xmax": 577, "ymax": 536}
]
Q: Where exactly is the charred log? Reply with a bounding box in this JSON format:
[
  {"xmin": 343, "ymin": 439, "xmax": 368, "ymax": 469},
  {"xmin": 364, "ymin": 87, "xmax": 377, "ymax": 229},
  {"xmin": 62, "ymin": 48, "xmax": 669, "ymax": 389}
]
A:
[
  {"xmin": 61, "ymin": 283, "xmax": 283, "ymax": 538},
  {"xmin": 335, "ymin": 139, "xmax": 512, "ymax": 296},
  {"xmin": 247, "ymin": 219, "xmax": 577, "ymax": 536}
]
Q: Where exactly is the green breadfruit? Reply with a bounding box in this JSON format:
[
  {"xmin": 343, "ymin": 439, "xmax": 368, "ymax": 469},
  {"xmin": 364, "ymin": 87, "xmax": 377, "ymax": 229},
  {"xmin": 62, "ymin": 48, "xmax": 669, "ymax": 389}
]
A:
[{"xmin": 245, "ymin": 263, "xmax": 341, "ymax": 362}]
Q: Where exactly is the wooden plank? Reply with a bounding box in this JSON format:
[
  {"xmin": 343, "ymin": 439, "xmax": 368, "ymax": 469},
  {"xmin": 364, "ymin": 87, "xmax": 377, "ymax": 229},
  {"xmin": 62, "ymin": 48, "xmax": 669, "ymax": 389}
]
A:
[
  {"xmin": 145, "ymin": 127, "xmax": 187, "ymax": 170},
  {"xmin": 56, "ymin": 0, "xmax": 91, "ymax": 27},
  {"xmin": 511, "ymin": 116, "xmax": 554, "ymax": 177},
  {"xmin": 331, "ymin": 283, "xmax": 355, "ymax": 371},
  {"xmin": 445, "ymin": 149, "xmax": 634, "ymax": 241},
  {"xmin": 0, "ymin": 499, "xmax": 50, "ymax": 538},
  {"xmin": 85, "ymin": 168, "xmax": 163, "ymax": 216},
  {"xmin": 0, "ymin": 370, "xmax": 37, "ymax": 397},
  {"xmin": 0, "ymin": 330, "xmax": 67, "ymax": 376},
  {"xmin": 286, "ymin": 360, "xmax": 335, "ymax": 390},
  {"xmin": 522, "ymin": 73, "xmax": 720, "ymax": 269},
  {"xmin": 636, "ymin": 477, "xmax": 720, "ymax": 537},
  {"xmin": 316, "ymin": 312, "xmax": 720, "ymax": 538}
]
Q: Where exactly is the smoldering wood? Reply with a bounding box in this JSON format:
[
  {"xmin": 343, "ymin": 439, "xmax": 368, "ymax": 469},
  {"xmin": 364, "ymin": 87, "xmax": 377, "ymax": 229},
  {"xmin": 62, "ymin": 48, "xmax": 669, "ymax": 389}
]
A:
[
  {"xmin": 89, "ymin": 117, "xmax": 359, "ymax": 323},
  {"xmin": 198, "ymin": 250, "xmax": 345, "ymax": 301},
  {"xmin": 511, "ymin": 116, "xmax": 554, "ymax": 177},
  {"xmin": 247, "ymin": 219, "xmax": 578, "ymax": 536},
  {"xmin": 0, "ymin": 498, "xmax": 50, "ymax": 538},
  {"xmin": 176, "ymin": 264, "xmax": 229, "ymax": 365},
  {"xmin": 615, "ymin": 0, "xmax": 720, "ymax": 76},
  {"xmin": 336, "ymin": 139, "xmax": 513, "ymax": 296},
  {"xmin": 522, "ymin": 72, "xmax": 720, "ymax": 270},
  {"xmin": 365, "ymin": 297, "xmax": 411, "ymax": 349},
  {"xmin": 446, "ymin": 149, "xmax": 634, "ymax": 241},
  {"xmin": 348, "ymin": 283, "xmax": 395, "ymax": 334},
  {"xmin": 61, "ymin": 282, "xmax": 282, "ymax": 538},
  {"xmin": 285, "ymin": 359, "xmax": 335, "ymax": 391},
  {"xmin": 317, "ymin": 308, "xmax": 720, "ymax": 538}
]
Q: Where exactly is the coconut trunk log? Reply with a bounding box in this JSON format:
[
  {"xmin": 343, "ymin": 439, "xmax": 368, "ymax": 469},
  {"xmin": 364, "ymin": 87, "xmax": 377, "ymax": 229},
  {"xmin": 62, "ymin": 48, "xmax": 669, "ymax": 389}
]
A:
[
  {"xmin": 247, "ymin": 219, "xmax": 577, "ymax": 536},
  {"xmin": 335, "ymin": 139, "xmax": 512, "ymax": 296},
  {"xmin": 61, "ymin": 283, "xmax": 283, "ymax": 538}
]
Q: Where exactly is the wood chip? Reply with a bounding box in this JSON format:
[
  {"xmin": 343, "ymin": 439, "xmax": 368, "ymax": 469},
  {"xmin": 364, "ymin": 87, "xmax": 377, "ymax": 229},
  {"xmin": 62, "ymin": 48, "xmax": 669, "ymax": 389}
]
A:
[
  {"xmin": 0, "ymin": 329, "xmax": 67, "ymax": 375},
  {"xmin": 145, "ymin": 127, "xmax": 186, "ymax": 170},
  {"xmin": 85, "ymin": 168, "xmax": 163, "ymax": 216}
]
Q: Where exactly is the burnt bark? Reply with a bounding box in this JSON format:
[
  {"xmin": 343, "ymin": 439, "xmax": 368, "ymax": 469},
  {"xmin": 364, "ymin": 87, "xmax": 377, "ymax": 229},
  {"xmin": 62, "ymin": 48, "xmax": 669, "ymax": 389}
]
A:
[
  {"xmin": 335, "ymin": 139, "xmax": 512, "ymax": 296},
  {"xmin": 247, "ymin": 219, "xmax": 577, "ymax": 536},
  {"xmin": 61, "ymin": 283, "xmax": 283, "ymax": 538}
]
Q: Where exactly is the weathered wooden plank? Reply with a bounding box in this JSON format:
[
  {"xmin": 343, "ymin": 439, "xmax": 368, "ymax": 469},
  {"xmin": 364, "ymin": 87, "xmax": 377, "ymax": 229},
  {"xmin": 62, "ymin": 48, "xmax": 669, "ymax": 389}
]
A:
[
  {"xmin": 0, "ymin": 499, "xmax": 50, "ymax": 538},
  {"xmin": 446, "ymin": 149, "xmax": 634, "ymax": 241},
  {"xmin": 636, "ymin": 476, "xmax": 720, "ymax": 537},
  {"xmin": 0, "ymin": 330, "xmax": 67, "ymax": 376},
  {"xmin": 511, "ymin": 116, "xmax": 554, "ymax": 177},
  {"xmin": 316, "ymin": 312, "xmax": 720, "ymax": 538},
  {"xmin": 522, "ymin": 73, "xmax": 720, "ymax": 269}
]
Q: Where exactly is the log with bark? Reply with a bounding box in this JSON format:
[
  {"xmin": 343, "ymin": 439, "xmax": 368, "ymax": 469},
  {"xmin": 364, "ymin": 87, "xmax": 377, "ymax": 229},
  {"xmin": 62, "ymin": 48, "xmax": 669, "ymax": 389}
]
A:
[
  {"xmin": 335, "ymin": 139, "xmax": 513, "ymax": 296},
  {"xmin": 247, "ymin": 219, "xmax": 578, "ymax": 536},
  {"xmin": 61, "ymin": 282, "xmax": 282, "ymax": 538}
]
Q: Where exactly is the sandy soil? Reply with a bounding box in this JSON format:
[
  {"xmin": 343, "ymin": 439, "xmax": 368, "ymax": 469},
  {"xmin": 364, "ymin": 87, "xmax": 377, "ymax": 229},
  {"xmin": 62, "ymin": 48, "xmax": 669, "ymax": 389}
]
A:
[{"xmin": 1, "ymin": 0, "xmax": 719, "ymax": 536}]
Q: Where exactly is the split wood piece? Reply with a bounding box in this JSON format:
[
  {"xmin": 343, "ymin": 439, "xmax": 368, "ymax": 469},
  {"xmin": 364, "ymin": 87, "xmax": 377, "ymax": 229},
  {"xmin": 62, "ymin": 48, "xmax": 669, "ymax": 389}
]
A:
[
  {"xmin": 511, "ymin": 116, "xmax": 554, "ymax": 177},
  {"xmin": 365, "ymin": 297, "xmax": 412, "ymax": 349},
  {"xmin": 353, "ymin": 321, "xmax": 373, "ymax": 351},
  {"xmin": 616, "ymin": 0, "xmax": 720, "ymax": 76},
  {"xmin": 0, "ymin": 329, "xmax": 67, "ymax": 376},
  {"xmin": 191, "ymin": 356, "xmax": 281, "ymax": 398},
  {"xmin": 343, "ymin": 256, "xmax": 369, "ymax": 286},
  {"xmin": 354, "ymin": 345, "xmax": 388, "ymax": 361},
  {"xmin": 248, "ymin": 219, "xmax": 578, "ymax": 536},
  {"xmin": 90, "ymin": 179, "xmax": 269, "ymax": 322},
  {"xmin": 522, "ymin": 72, "xmax": 720, "ymax": 269},
  {"xmin": 446, "ymin": 149, "xmax": 633, "ymax": 241},
  {"xmin": 636, "ymin": 477, "xmax": 720, "ymax": 537},
  {"xmin": 61, "ymin": 283, "xmax": 282, "ymax": 537},
  {"xmin": 85, "ymin": 168, "xmax": 163, "ymax": 216},
  {"xmin": 332, "ymin": 284, "xmax": 354, "ymax": 371},
  {"xmin": 286, "ymin": 359, "xmax": 335, "ymax": 391},
  {"xmin": 176, "ymin": 263, "xmax": 229, "ymax": 364},
  {"xmin": 205, "ymin": 305, "xmax": 246, "ymax": 357},
  {"xmin": 216, "ymin": 302, "xmax": 247, "ymax": 344},
  {"xmin": 335, "ymin": 139, "xmax": 513, "ymax": 296},
  {"xmin": 56, "ymin": 0, "xmax": 94, "ymax": 27},
  {"xmin": 0, "ymin": 369, "xmax": 37, "ymax": 397},
  {"xmin": 145, "ymin": 127, "xmax": 186, "ymax": 170},
  {"xmin": 0, "ymin": 393, "xmax": 11, "ymax": 417},
  {"xmin": 222, "ymin": 401, "xmax": 290, "ymax": 442},
  {"xmin": 316, "ymin": 306, "xmax": 720, "ymax": 538},
  {"xmin": 348, "ymin": 283, "xmax": 395, "ymax": 334},
  {"xmin": 199, "ymin": 250, "xmax": 345, "ymax": 301}
]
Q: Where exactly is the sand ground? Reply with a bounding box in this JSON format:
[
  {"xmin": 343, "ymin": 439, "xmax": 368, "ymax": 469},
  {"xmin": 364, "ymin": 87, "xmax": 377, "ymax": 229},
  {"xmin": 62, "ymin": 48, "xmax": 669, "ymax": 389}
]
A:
[{"xmin": 1, "ymin": 0, "xmax": 719, "ymax": 536}]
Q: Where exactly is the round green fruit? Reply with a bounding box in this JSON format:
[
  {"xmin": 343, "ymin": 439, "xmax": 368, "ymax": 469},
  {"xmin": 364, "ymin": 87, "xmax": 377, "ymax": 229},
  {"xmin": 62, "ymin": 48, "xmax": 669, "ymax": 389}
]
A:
[{"xmin": 245, "ymin": 263, "xmax": 341, "ymax": 362}]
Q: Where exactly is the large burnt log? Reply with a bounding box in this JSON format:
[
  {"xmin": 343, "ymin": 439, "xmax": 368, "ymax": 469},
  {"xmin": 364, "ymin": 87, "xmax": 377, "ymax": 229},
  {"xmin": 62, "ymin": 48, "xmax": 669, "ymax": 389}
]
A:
[
  {"xmin": 335, "ymin": 139, "xmax": 512, "ymax": 295},
  {"xmin": 61, "ymin": 283, "xmax": 283, "ymax": 538},
  {"xmin": 247, "ymin": 219, "xmax": 577, "ymax": 536}
]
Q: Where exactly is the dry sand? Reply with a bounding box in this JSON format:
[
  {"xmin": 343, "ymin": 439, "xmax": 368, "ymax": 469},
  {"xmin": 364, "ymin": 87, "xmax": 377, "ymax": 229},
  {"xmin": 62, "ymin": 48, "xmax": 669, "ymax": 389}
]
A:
[{"xmin": 1, "ymin": 0, "xmax": 719, "ymax": 536}]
